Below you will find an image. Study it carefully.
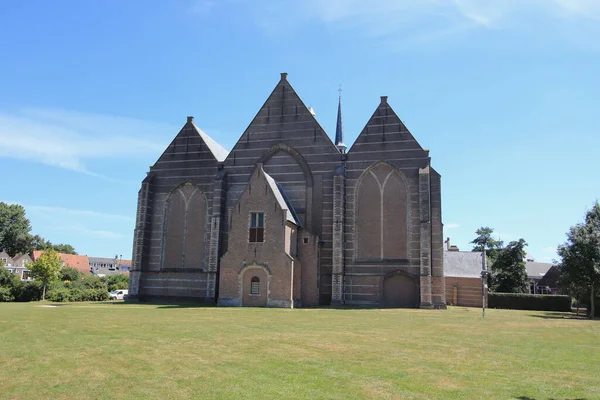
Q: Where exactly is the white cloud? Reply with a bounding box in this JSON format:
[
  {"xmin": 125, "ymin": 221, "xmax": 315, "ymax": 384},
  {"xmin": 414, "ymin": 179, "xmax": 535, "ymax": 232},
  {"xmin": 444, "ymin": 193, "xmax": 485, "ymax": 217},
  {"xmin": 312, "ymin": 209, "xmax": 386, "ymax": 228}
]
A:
[
  {"xmin": 191, "ymin": 0, "xmax": 600, "ymax": 47},
  {"xmin": 445, "ymin": 223, "xmax": 460, "ymax": 229},
  {"xmin": 0, "ymin": 108, "xmax": 177, "ymax": 180},
  {"xmin": 25, "ymin": 204, "xmax": 134, "ymax": 223},
  {"xmin": 3, "ymin": 201, "xmax": 132, "ymax": 242}
]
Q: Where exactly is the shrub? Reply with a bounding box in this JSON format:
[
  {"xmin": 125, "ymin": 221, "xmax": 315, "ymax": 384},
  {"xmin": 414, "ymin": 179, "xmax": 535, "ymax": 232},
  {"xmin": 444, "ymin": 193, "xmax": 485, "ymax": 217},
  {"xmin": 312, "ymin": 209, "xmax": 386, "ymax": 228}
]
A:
[
  {"xmin": 488, "ymin": 293, "xmax": 571, "ymax": 312},
  {"xmin": 60, "ymin": 267, "xmax": 82, "ymax": 282},
  {"xmin": 85, "ymin": 289, "xmax": 109, "ymax": 301},
  {"xmin": 46, "ymin": 288, "xmax": 71, "ymax": 302},
  {"xmin": 76, "ymin": 275, "xmax": 108, "ymax": 290},
  {"xmin": 0, "ymin": 287, "xmax": 14, "ymax": 302},
  {"xmin": 106, "ymin": 274, "xmax": 129, "ymax": 292},
  {"xmin": 12, "ymin": 281, "xmax": 43, "ymax": 302}
]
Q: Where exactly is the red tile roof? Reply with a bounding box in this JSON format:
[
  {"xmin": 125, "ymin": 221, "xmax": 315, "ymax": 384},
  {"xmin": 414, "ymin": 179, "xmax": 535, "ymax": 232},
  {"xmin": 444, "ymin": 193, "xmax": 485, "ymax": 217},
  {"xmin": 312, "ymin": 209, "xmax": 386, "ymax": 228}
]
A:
[{"xmin": 32, "ymin": 251, "xmax": 91, "ymax": 274}]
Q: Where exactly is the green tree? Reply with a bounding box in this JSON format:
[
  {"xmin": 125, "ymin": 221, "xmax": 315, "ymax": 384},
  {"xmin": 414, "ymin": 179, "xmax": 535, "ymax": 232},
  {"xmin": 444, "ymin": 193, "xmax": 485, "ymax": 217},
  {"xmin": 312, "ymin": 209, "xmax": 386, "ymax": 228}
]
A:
[
  {"xmin": 490, "ymin": 239, "xmax": 529, "ymax": 293},
  {"xmin": 471, "ymin": 226, "xmax": 504, "ymax": 261},
  {"xmin": 0, "ymin": 202, "xmax": 32, "ymax": 257},
  {"xmin": 29, "ymin": 249, "xmax": 63, "ymax": 300},
  {"xmin": 0, "ymin": 260, "xmax": 20, "ymax": 302},
  {"xmin": 60, "ymin": 267, "xmax": 81, "ymax": 282},
  {"xmin": 557, "ymin": 202, "xmax": 600, "ymax": 318},
  {"xmin": 51, "ymin": 243, "xmax": 77, "ymax": 255},
  {"xmin": 0, "ymin": 203, "xmax": 77, "ymax": 256},
  {"xmin": 106, "ymin": 274, "xmax": 129, "ymax": 292}
]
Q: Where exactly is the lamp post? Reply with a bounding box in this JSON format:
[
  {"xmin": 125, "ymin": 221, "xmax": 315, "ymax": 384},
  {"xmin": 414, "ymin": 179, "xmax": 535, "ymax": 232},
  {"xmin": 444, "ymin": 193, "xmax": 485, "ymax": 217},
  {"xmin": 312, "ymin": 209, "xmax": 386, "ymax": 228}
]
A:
[{"xmin": 481, "ymin": 248, "xmax": 487, "ymax": 318}]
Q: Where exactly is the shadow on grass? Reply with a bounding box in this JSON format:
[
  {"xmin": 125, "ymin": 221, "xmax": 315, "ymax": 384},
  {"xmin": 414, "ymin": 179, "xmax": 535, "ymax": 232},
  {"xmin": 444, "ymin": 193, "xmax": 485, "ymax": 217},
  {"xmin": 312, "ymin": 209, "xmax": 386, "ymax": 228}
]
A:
[
  {"xmin": 527, "ymin": 312, "xmax": 592, "ymax": 320},
  {"xmin": 515, "ymin": 397, "xmax": 586, "ymax": 400},
  {"xmin": 104, "ymin": 301, "xmax": 216, "ymax": 309}
]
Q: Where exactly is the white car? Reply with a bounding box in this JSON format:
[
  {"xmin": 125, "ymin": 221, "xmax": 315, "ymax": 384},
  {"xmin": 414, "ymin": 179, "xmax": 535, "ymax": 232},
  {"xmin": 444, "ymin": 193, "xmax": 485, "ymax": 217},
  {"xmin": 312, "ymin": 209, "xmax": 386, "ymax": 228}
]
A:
[{"xmin": 109, "ymin": 290, "xmax": 128, "ymax": 300}]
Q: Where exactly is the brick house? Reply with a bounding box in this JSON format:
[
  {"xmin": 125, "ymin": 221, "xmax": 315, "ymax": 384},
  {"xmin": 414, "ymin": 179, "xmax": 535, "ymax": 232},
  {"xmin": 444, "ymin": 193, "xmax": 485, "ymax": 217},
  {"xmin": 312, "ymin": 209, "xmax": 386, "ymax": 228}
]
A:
[
  {"xmin": 444, "ymin": 248, "xmax": 486, "ymax": 308},
  {"xmin": 32, "ymin": 251, "xmax": 90, "ymax": 275},
  {"xmin": 129, "ymin": 73, "xmax": 445, "ymax": 308}
]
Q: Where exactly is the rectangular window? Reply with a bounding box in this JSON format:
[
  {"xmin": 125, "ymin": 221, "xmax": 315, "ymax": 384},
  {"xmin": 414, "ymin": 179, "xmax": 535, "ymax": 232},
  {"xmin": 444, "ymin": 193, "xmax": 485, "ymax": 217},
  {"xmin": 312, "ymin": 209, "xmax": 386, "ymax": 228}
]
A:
[
  {"xmin": 250, "ymin": 277, "xmax": 260, "ymax": 295},
  {"xmin": 249, "ymin": 212, "xmax": 264, "ymax": 242}
]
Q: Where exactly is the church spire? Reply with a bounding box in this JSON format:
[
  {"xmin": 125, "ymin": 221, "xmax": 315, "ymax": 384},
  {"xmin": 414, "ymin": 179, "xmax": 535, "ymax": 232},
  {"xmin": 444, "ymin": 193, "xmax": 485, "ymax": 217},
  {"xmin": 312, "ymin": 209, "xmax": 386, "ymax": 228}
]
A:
[{"xmin": 335, "ymin": 85, "xmax": 346, "ymax": 154}]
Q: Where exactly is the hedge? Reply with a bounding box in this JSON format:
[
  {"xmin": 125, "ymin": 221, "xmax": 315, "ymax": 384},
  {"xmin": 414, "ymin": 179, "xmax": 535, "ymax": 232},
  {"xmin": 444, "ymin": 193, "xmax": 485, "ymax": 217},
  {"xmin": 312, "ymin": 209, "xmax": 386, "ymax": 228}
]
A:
[
  {"xmin": 46, "ymin": 288, "xmax": 109, "ymax": 302},
  {"xmin": 488, "ymin": 293, "xmax": 571, "ymax": 312}
]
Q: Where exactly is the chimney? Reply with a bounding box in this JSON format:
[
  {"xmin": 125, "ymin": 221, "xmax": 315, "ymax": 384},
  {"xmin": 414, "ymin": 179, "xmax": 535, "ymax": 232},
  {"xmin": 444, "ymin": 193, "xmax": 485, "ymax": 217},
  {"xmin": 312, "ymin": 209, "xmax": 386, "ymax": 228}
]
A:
[{"xmin": 445, "ymin": 237, "xmax": 450, "ymax": 251}]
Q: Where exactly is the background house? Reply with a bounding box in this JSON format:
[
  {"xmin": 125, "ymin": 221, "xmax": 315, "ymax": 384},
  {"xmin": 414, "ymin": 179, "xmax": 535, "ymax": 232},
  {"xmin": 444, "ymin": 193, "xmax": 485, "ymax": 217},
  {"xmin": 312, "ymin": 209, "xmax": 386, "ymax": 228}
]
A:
[
  {"xmin": 32, "ymin": 251, "xmax": 91, "ymax": 275},
  {"xmin": 89, "ymin": 256, "xmax": 131, "ymax": 276},
  {"xmin": 525, "ymin": 257, "xmax": 557, "ymax": 294},
  {"xmin": 443, "ymin": 240, "xmax": 486, "ymax": 308},
  {"xmin": 1, "ymin": 251, "xmax": 33, "ymax": 281}
]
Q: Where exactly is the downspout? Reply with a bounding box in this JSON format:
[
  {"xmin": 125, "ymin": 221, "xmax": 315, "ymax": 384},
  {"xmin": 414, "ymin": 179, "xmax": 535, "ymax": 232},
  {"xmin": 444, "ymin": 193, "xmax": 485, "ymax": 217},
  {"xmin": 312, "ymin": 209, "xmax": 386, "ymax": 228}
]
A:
[{"xmin": 342, "ymin": 153, "xmax": 347, "ymax": 304}]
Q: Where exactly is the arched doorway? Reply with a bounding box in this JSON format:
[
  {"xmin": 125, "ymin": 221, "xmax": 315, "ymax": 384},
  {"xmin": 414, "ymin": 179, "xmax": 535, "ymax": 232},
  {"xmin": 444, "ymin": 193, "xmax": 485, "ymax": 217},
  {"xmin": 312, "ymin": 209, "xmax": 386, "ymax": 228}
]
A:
[
  {"xmin": 382, "ymin": 274, "xmax": 418, "ymax": 308},
  {"xmin": 242, "ymin": 268, "xmax": 268, "ymax": 307}
]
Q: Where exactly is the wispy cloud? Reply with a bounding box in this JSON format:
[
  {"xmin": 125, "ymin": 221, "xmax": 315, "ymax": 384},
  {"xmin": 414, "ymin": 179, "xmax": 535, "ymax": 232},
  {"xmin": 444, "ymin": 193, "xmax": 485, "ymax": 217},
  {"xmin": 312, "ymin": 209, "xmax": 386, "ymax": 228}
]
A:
[
  {"xmin": 445, "ymin": 223, "xmax": 460, "ymax": 229},
  {"xmin": 24, "ymin": 204, "xmax": 134, "ymax": 223},
  {"xmin": 191, "ymin": 0, "xmax": 600, "ymax": 47},
  {"xmin": 3, "ymin": 200, "xmax": 132, "ymax": 242},
  {"xmin": 0, "ymin": 108, "xmax": 176, "ymax": 180}
]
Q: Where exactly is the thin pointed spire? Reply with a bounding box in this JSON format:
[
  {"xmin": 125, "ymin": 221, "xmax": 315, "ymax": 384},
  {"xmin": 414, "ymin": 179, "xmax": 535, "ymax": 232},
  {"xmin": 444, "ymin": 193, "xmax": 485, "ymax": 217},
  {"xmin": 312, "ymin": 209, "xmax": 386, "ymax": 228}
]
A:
[{"xmin": 335, "ymin": 84, "xmax": 346, "ymax": 153}]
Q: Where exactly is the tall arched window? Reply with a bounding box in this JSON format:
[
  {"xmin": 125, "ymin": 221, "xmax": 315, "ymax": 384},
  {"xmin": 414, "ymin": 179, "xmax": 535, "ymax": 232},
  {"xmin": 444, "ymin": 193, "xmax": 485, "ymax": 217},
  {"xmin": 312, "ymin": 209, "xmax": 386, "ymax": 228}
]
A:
[
  {"xmin": 356, "ymin": 163, "xmax": 408, "ymax": 260},
  {"xmin": 250, "ymin": 276, "xmax": 260, "ymax": 295},
  {"xmin": 163, "ymin": 184, "xmax": 206, "ymax": 269}
]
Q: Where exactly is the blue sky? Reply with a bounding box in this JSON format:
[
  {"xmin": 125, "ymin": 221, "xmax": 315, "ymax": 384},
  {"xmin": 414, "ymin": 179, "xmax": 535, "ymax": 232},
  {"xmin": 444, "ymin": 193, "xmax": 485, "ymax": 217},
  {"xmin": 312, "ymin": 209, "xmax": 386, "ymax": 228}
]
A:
[{"xmin": 1, "ymin": 0, "xmax": 598, "ymax": 262}]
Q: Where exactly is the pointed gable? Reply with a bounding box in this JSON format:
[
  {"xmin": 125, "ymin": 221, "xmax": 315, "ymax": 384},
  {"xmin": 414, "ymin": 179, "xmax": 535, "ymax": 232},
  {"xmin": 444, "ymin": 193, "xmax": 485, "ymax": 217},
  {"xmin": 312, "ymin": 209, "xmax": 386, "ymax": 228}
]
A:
[
  {"xmin": 153, "ymin": 116, "xmax": 228, "ymax": 166},
  {"xmin": 226, "ymin": 73, "xmax": 339, "ymax": 160},
  {"xmin": 263, "ymin": 170, "xmax": 300, "ymax": 226},
  {"xmin": 236, "ymin": 165, "xmax": 300, "ymax": 226},
  {"xmin": 348, "ymin": 96, "xmax": 428, "ymax": 159}
]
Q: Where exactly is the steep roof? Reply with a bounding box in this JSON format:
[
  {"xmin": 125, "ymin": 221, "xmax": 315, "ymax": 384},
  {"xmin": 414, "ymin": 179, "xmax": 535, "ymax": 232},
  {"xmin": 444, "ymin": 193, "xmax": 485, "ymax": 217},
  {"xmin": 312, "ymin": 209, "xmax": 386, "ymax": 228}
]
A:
[
  {"xmin": 0, "ymin": 250, "xmax": 13, "ymax": 265},
  {"xmin": 263, "ymin": 170, "xmax": 300, "ymax": 226},
  {"xmin": 152, "ymin": 116, "xmax": 228, "ymax": 167},
  {"xmin": 225, "ymin": 73, "xmax": 339, "ymax": 161},
  {"xmin": 525, "ymin": 261, "xmax": 554, "ymax": 280},
  {"xmin": 348, "ymin": 96, "xmax": 427, "ymax": 155},
  {"xmin": 191, "ymin": 122, "xmax": 229, "ymax": 162},
  {"xmin": 33, "ymin": 251, "xmax": 91, "ymax": 274},
  {"xmin": 11, "ymin": 254, "xmax": 32, "ymax": 266},
  {"xmin": 444, "ymin": 251, "xmax": 484, "ymax": 278}
]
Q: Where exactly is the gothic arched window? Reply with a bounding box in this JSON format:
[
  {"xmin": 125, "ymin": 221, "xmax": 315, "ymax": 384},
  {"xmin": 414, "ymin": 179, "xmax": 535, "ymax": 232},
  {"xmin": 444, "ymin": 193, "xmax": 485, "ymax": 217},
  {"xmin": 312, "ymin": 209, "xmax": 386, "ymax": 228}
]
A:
[
  {"xmin": 356, "ymin": 163, "xmax": 408, "ymax": 260},
  {"xmin": 163, "ymin": 184, "xmax": 206, "ymax": 269}
]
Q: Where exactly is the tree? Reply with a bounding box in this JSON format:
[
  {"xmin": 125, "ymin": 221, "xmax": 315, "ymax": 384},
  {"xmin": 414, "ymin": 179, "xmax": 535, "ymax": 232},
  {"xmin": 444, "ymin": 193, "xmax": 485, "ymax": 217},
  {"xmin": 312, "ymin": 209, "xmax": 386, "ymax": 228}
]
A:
[
  {"xmin": 106, "ymin": 274, "xmax": 129, "ymax": 292},
  {"xmin": 29, "ymin": 249, "xmax": 63, "ymax": 300},
  {"xmin": 471, "ymin": 226, "xmax": 504, "ymax": 261},
  {"xmin": 60, "ymin": 266, "xmax": 81, "ymax": 282},
  {"xmin": 51, "ymin": 243, "xmax": 77, "ymax": 255},
  {"xmin": 0, "ymin": 202, "xmax": 32, "ymax": 257},
  {"xmin": 490, "ymin": 239, "xmax": 529, "ymax": 293},
  {"xmin": 0, "ymin": 202, "xmax": 77, "ymax": 256},
  {"xmin": 557, "ymin": 202, "xmax": 600, "ymax": 319}
]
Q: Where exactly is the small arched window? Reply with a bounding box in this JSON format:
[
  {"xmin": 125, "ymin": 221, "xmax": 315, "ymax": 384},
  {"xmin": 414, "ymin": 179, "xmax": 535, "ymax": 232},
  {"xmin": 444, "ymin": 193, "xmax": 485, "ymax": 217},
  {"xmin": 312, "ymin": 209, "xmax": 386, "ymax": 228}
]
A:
[{"xmin": 250, "ymin": 276, "xmax": 260, "ymax": 295}]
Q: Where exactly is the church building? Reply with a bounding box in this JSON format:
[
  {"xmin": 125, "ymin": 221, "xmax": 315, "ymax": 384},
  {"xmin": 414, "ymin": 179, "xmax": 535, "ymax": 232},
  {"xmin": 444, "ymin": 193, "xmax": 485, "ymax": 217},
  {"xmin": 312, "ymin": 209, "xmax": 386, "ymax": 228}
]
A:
[{"xmin": 128, "ymin": 73, "xmax": 446, "ymax": 308}]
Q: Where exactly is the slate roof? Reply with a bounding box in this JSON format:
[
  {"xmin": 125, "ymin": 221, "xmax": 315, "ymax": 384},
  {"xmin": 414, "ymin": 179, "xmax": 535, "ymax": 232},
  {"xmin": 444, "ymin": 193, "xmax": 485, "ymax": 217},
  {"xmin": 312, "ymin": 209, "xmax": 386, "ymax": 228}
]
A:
[
  {"xmin": 89, "ymin": 256, "xmax": 118, "ymax": 264},
  {"xmin": 444, "ymin": 251, "xmax": 484, "ymax": 278},
  {"xmin": 525, "ymin": 261, "xmax": 554, "ymax": 280},
  {"xmin": 0, "ymin": 250, "xmax": 13, "ymax": 265},
  {"xmin": 191, "ymin": 123, "xmax": 229, "ymax": 162},
  {"xmin": 33, "ymin": 251, "xmax": 91, "ymax": 274},
  {"xmin": 11, "ymin": 254, "xmax": 32, "ymax": 267},
  {"xmin": 263, "ymin": 170, "xmax": 300, "ymax": 226}
]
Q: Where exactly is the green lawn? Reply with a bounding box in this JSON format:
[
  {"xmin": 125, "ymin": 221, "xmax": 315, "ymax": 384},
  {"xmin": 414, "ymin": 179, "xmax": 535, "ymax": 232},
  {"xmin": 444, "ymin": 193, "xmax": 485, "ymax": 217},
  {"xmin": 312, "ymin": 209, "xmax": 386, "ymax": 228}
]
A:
[{"xmin": 0, "ymin": 303, "xmax": 598, "ymax": 399}]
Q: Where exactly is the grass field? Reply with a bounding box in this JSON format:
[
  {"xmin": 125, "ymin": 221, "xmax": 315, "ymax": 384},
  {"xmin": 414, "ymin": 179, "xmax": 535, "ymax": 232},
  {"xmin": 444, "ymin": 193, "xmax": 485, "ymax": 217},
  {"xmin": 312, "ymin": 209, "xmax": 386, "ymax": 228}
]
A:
[{"xmin": 0, "ymin": 303, "xmax": 598, "ymax": 400}]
